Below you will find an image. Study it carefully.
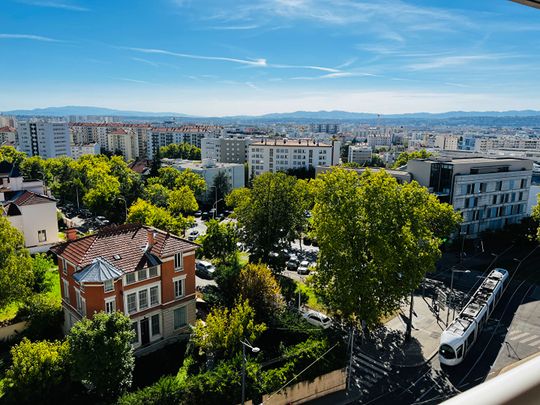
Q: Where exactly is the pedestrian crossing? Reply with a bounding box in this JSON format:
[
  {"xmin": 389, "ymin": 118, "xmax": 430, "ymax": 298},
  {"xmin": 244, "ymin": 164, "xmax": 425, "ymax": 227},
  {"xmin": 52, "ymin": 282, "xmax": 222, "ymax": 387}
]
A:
[
  {"xmin": 506, "ymin": 329, "xmax": 540, "ymax": 349},
  {"xmin": 350, "ymin": 350, "xmax": 392, "ymax": 395}
]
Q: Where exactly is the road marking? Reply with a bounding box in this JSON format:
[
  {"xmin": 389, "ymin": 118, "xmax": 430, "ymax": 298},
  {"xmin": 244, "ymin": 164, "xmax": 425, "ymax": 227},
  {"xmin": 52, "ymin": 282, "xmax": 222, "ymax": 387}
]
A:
[
  {"xmin": 510, "ymin": 332, "xmax": 530, "ymax": 341},
  {"xmin": 529, "ymin": 339, "xmax": 540, "ymax": 347},
  {"xmin": 517, "ymin": 335, "xmax": 539, "ymax": 344},
  {"xmin": 507, "ymin": 330, "xmax": 522, "ymax": 338}
]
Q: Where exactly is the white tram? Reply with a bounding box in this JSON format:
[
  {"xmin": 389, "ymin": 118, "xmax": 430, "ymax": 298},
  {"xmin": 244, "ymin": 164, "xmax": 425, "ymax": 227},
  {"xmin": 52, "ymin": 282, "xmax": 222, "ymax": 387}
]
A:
[{"xmin": 439, "ymin": 268, "xmax": 509, "ymax": 366}]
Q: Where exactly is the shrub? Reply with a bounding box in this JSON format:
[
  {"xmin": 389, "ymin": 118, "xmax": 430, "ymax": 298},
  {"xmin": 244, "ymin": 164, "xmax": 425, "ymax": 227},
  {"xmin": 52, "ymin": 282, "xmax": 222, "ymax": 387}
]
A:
[
  {"xmin": 117, "ymin": 376, "xmax": 183, "ymax": 405},
  {"xmin": 31, "ymin": 253, "xmax": 54, "ymax": 293},
  {"xmin": 21, "ymin": 293, "xmax": 63, "ymax": 340},
  {"xmin": 3, "ymin": 338, "xmax": 70, "ymax": 404}
]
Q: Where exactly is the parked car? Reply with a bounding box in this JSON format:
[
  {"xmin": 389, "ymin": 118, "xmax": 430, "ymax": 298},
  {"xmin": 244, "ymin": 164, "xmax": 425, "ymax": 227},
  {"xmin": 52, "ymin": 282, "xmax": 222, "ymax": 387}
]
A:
[
  {"xmin": 297, "ymin": 260, "xmax": 310, "ymax": 275},
  {"xmin": 188, "ymin": 230, "xmax": 200, "ymax": 241},
  {"xmin": 286, "ymin": 259, "xmax": 299, "ymax": 271},
  {"xmin": 303, "ymin": 310, "xmax": 332, "ymax": 329},
  {"xmin": 196, "ymin": 260, "xmax": 216, "ymax": 279},
  {"xmin": 194, "ymin": 210, "xmax": 202, "ymax": 218},
  {"xmin": 303, "ymin": 236, "xmax": 312, "ymax": 246},
  {"xmin": 201, "ymin": 211, "xmax": 210, "ymax": 220}
]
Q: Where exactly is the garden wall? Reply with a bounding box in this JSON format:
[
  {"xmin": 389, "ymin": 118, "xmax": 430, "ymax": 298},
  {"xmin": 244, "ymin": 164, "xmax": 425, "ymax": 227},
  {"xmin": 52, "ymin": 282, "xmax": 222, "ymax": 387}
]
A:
[{"xmin": 0, "ymin": 321, "xmax": 28, "ymax": 341}]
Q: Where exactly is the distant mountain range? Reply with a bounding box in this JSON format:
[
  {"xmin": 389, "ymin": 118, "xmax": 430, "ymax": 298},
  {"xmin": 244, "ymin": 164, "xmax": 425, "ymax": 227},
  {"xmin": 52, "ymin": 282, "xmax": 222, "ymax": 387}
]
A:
[{"xmin": 3, "ymin": 106, "xmax": 540, "ymax": 122}]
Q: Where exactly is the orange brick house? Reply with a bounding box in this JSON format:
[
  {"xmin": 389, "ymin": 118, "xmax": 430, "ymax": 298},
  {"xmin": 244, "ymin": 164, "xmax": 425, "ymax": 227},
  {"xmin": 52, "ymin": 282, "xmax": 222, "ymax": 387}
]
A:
[{"xmin": 51, "ymin": 224, "xmax": 198, "ymax": 351}]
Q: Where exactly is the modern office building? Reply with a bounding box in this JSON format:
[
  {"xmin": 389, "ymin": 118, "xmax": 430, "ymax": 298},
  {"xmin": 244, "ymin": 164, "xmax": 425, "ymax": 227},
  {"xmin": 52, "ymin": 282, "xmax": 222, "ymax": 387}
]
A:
[
  {"xmin": 18, "ymin": 120, "xmax": 71, "ymax": 158},
  {"xmin": 406, "ymin": 157, "xmax": 533, "ymax": 238},
  {"xmin": 201, "ymin": 137, "xmax": 252, "ymax": 164},
  {"xmin": 147, "ymin": 126, "xmax": 221, "ymax": 159},
  {"xmin": 248, "ymin": 138, "xmax": 341, "ymax": 177},
  {"xmin": 347, "ymin": 145, "xmax": 372, "ymax": 165}
]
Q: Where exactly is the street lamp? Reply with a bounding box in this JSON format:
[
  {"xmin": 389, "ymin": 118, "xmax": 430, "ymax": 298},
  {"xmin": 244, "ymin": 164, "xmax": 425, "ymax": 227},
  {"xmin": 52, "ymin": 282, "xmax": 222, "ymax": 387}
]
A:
[
  {"xmin": 241, "ymin": 340, "xmax": 260, "ymax": 405},
  {"xmin": 447, "ymin": 268, "xmax": 471, "ymax": 326},
  {"xmin": 212, "ymin": 198, "xmax": 224, "ymax": 219}
]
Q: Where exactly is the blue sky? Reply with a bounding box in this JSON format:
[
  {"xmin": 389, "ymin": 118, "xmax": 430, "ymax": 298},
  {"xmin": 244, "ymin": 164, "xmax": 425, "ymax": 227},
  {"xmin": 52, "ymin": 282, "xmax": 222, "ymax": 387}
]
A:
[{"xmin": 1, "ymin": 0, "xmax": 540, "ymax": 116}]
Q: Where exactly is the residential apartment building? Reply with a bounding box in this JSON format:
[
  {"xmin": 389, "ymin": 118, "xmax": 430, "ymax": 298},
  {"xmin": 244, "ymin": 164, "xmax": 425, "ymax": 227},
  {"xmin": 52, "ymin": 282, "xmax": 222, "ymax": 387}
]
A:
[
  {"xmin": 310, "ymin": 123, "xmax": 339, "ymax": 134},
  {"xmin": 147, "ymin": 126, "xmax": 221, "ymax": 159},
  {"xmin": 434, "ymin": 134, "xmax": 460, "ymax": 151},
  {"xmin": 71, "ymin": 143, "xmax": 100, "ymax": 159},
  {"xmin": 406, "ymin": 157, "xmax": 533, "ymax": 238},
  {"xmin": 347, "ymin": 145, "xmax": 372, "ymax": 165},
  {"xmin": 475, "ymin": 137, "xmax": 540, "ymax": 153},
  {"xmin": 18, "ymin": 120, "xmax": 71, "ymax": 158},
  {"xmin": 0, "ymin": 126, "xmax": 17, "ymax": 144},
  {"xmin": 367, "ymin": 134, "xmax": 392, "ymax": 148},
  {"xmin": 162, "ymin": 158, "xmax": 244, "ymax": 202},
  {"xmin": 248, "ymin": 138, "xmax": 341, "ymax": 177},
  {"xmin": 201, "ymin": 137, "xmax": 252, "ymax": 164},
  {"xmin": 108, "ymin": 128, "xmax": 140, "ymax": 161},
  {"xmin": 51, "ymin": 224, "xmax": 198, "ymax": 351}
]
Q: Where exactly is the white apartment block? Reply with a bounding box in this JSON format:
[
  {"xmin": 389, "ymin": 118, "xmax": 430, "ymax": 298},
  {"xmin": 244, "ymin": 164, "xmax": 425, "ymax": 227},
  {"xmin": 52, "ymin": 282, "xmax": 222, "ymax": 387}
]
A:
[
  {"xmin": 107, "ymin": 128, "xmax": 139, "ymax": 161},
  {"xmin": 435, "ymin": 134, "xmax": 460, "ymax": 151},
  {"xmin": 367, "ymin": 134, "xmax": 392, "ymax": 148},
  {"xmin": 475, "ymin": 137, "xmax": 540, "ymax": 153},
  {"xmin": 347, "ymin": 145, "xmax": 372, "ymax": 165},
  {"xmin": 406, "ymin": 157, "xmax": 533, "ymax": 238},
  {"xmin": 0, "ymin": 126, "xmax": 17, "ymax": 144},
  {"xmin": 201, "ymin": 137, "xmax": 252, "ymax": 164},
  {"xmin": 148, "ymin": 126, "xmax": 221, "ymax": 159},
  {"xmin": 71, "ymin": 143, "xmax": 100, "ymax": 160},
  {"xmin": 18, "ymin": 120, "xmax": 71, "ymax": 158},
  {"xmin": 248, "ymin": 138, "xmax": 341, "ymax": 177}
]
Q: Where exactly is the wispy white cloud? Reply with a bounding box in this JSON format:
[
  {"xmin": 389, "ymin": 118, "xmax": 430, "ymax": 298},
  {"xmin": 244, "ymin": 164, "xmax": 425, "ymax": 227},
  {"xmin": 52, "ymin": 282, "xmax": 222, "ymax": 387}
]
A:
[
  {"xmin": 271, "ymin": 63, "xmax": 340, "ymax": 73},
  {"xmin": 245, "ymin": 81, "xmax": 260, "ymax": 90},
  {"xmin": 0, "ymin": 33, "xmax": 62, "ymax": 42},
  {"xmin": 291, "ymin": 71, "xmax": 376, "ymax": 80},
  {"xmin": 407, "ymin": 54, "xmax": 506, "ymax": 70},
  {"xmin": 117, "ymin": 78, "xmax": 149, "ymax": 84},
  {"xmin": 336, "ymin": 58, "xmax": 357, "ymax": 69},
  {"xmin": 131, "ymin": 57, "xmax": 160, "ymax": 67},
  {"xmin": 209, "ymin": 24, "xmax": 260, "ymax": 30},
  {"xmin": 16, "ymin": 0, "xmax": 89, "ymax": 11}
]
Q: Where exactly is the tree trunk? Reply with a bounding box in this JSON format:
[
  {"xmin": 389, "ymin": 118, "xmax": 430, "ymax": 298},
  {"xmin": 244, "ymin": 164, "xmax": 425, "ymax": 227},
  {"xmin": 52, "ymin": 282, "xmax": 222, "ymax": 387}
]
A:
[{"xmin": 405, "ymin": 291, "xmax": 414, "ymax": 342}]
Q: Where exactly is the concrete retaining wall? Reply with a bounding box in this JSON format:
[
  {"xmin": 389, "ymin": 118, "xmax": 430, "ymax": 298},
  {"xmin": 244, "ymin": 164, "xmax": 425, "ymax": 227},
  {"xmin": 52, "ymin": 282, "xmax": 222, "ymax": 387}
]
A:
[{"xmin": 0, "ymin": 321, "xmax": 28, "ymax": 341}]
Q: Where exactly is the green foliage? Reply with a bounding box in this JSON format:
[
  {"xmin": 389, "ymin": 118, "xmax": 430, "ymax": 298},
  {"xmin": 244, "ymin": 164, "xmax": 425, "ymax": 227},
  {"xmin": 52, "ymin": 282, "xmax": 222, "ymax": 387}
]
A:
[
  {"xmin": 393, "ymin": 149, "xmax": 432, "ymax": 168},
  {"xmin": 174, "ymin": 169, "xmax": 207, "ymax": 197},
  {"xmin": 21, "ymin": 293, "xmax": 63, "ymax": 340},
  {"xmin": 226, "ymin": 172, "xmax": 311, "ymax": 262},
  {"xmin": 213, "ymin": 257, "xmax": 242, "ymax": 307},
  {"xmin": 4, "ymin": 338, "xmax": 70, "ymax": 404},
  {"xmin": 160, "ymin": 143, "xmax": 201, "ymax": 160},
  {"xmin": 150, "ymin": 146, "xmax": 161, "ymax": 178},
  {"xmin": 199, "ymin": 219, "xmax": 238, "ymax": 261},
  {"xmin": 68, "ymin": 311, "xmax": 135, "ymax": 399},
  {"xmin": 127, "ymin": 198, "xmax": 188, "ymax": 236},
  {"xmin": 285, "ymin": 166, "xmax": 316, "ymax": 179},
  {"xmin": 191, "ymin": 300, "xmax": 266, "ymax": 358},
  {"xmin": 0, "ymin": 216, "xmax": 33, "ymax": 309},
  {"xmin": 168, "ymin": 186, "xmax": 198, "ymax": 215},
  {"xmin": 212, "ymin": 170, "xmax": 231, "ymax": 202},
  {"xmin": 238, "ymin": 263, "xmax": 284, "ymax": 322},
  {"xmin": 117, "ymin": 375, "xmax": 183, "ymax": 405},
  {"xmin": 0, "ymin": 146, "xmax": 26, "ymax": 165},
  {"xmin": 144, "ymin": 183, "xmax": 171, "ymax": 207},
  {"xmin": 31, "ymin": 253, "xmax": 54, "ymax": 293},
  {"xmin": 311, "ymin": 168, "xmax": 460, "ymax": 327}
]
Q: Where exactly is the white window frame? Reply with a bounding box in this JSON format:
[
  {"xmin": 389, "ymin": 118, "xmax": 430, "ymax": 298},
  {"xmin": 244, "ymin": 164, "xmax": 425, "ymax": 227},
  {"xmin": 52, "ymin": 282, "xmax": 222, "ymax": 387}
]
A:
[
  {"xmin": 105, "ymin": 297, "xmax": 116, "ymax": 314},
  {"xmin": 62, "ymin": 258, "xmax": 67, "ymax": 275},
  {"xmin": 139, "ymin": 289, "xmax": 149, "ymax": 310},
  {"xmin": 103, "ymin": 279, "xmax": 114, "ymax": 293},
  {"xmin": 173, "ymin": 305, "xmax": 188, "ymax": 330},
  {"xmin": 124, "ymin": 281, "xmax": 161, "ymax": 315},
  {"xmin": 38, "ymin": 229, "xmax": 47, "ymax": 243},
  {"xmin": 150, "ymin": 285, "xmax": 160, "ymax": 306},
  {"xmin": 149, "ymin": 266, "xmax": 159, "ymax": 278},
  {"xmin": 62, "ymin": 279, "xmax": 69, "ymax": 301},
  {"xmin": 125, "ymin": 273, "xmax": 136, "ymax": 285},
  {"xmin": 137, "ymin": 269, "xmax": 148, "ymax": 281},
  {"xmin": 173, "ymin": 274, "xmax": 186, "ymax": 299},
  {"xmin": 151, "ymin": 313, "xmax": 160, "ymax": 336},
  {"xmin": 174, "ymin": 252, "xmax": 183, "ymax": 271},
  {"xmin": 127, "ymin": 293, "xmax": 137, "ymax": 314}
]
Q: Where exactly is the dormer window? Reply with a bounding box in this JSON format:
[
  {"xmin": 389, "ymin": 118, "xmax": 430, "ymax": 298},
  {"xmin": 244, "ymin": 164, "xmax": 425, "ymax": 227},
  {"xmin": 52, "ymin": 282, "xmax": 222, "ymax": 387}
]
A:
[{"xmin": 104, "ymin": 279, "xmax": 114, "ymax": 292}]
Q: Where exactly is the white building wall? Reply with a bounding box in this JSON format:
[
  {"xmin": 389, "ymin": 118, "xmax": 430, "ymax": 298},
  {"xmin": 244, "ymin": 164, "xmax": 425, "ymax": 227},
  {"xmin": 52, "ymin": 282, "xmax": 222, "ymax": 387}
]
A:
[{"xmin": 10, "ymin": 202, "xmax": 59, "ymax": 251}]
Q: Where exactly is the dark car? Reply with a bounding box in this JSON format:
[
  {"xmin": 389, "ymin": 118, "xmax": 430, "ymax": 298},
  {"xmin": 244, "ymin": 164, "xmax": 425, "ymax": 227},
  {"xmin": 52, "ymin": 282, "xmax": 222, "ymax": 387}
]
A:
[
  {"xmin": 194, "ymin": 210, "xmax": 202, "ymax": 218},
  {"xmin": 286, "ymin": 259, "xmax": 299, "ymax": 271}
]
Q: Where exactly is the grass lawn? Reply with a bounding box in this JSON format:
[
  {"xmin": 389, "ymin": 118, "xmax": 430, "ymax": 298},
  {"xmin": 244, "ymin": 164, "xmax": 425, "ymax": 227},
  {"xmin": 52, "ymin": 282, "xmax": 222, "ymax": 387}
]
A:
[{"xmin": 296, "ymin": 281, "xmax": 326, "ymax": 313}]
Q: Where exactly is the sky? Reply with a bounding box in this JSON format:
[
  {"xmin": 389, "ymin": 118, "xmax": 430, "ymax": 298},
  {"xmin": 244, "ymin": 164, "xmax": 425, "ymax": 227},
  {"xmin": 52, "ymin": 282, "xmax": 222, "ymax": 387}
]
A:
[{"xmin": 1, "ymin": 0, "xmax": 540, "ymax": 116}]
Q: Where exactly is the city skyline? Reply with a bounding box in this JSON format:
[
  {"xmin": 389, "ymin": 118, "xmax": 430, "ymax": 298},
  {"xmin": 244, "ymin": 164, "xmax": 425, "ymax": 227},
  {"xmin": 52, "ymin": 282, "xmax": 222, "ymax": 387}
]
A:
[{"xmin": 1, "ymin": 0, "xmax": 540, "ymax": 115}]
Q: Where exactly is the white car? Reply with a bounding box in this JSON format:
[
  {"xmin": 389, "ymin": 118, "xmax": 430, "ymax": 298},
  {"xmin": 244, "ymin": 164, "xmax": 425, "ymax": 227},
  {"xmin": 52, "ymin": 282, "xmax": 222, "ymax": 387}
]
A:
[
  {"xmin": 195, "ymin": 260, "xmax": 216, "ymax": 278},
  {"xmin": 188, "ymin": 230, "xmax": 199, "ymax": 241},
  {"xmin": 297, "ymin": 260, "xmax": 311, "ymax": 275},
  {"xmin": 303, "ymin": 310, "xmax": 332, "ymax": 329}
]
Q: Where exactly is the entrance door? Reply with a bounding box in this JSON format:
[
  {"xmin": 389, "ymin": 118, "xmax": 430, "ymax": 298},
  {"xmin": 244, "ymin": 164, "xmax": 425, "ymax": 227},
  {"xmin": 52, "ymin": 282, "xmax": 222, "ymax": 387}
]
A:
[{"xmin": 140, "ymin": 318, "xmax": 150, "ymax": 345}]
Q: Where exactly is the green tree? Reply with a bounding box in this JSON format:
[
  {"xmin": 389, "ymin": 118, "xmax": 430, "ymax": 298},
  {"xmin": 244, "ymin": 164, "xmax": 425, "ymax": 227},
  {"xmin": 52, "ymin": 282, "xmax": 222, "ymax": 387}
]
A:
[
  {"xmin": 149, "ymin": 146, "xmax": 161, "ymax": 178},
  {"xmin": 144, "ymin": 183, "xmax": 171, "ymax": 207},
  {"xmin": 191, "ymin": 299, "xmax": 266, "ymax": 358},
  {"xmin": 0, "ymin": 217, "xmax": 33, "ymax": 308},
  {"xmin": 4, "ymin": 338, "xmax": 70, "ymax": 403},
  {"xmin": 311, "ymin": 168, "xmax": 460, "ymax": 327},
  {"xmin": 212, "ymin": 171, "xmax": 232, "ymax": 203},
  {"xmin": 20, "ymin": 156, "xmax": 49, "ymax": 181},
  {"xmin": 174, "ymin": 169, "xmax": 207, "ymax": 198},
  {"xmin": 238, "ymin": 263, "xmax": 284, "ymax": 322},
  {"xmin": 160, "ymin": 143, "xmax": 201, "ymax": 160},
  {"xmin": 0, "ymin": 145, "xmax": 26, "ymax": 165},
  {"xmin": 31, "ymin": 253, "xmax": 54, "ymax": 293},
  {"xmin": 393, "ymin": 149, "xmax": 432, "ymax": 168},
  {"xmin": 225, "ymin": 172, "xmax": 309, "ymax": 262},
  {"xmin": 199, "ymin": 219, "xmax": 238, "ymax": 261},
  {"xmin": 68, "ymin": 311, "xmax": 135, "ymax": 399},
  {"xmin": 168, "ymin": 186, "xmax": 198, "ymax": 215},
  {"xmin": 126, "ymin": 198, "xmax": 187, "ymax": 235}
]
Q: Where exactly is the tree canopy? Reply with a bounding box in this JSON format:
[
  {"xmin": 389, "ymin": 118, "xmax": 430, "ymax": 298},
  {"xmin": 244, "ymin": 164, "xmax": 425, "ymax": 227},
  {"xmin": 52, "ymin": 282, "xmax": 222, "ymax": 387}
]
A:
[
  {"xmin": 393, "ymin": 149, "xmax": 433, "ymax": 168},
  {"xmin": 126, "ymin": 198, "xmax": 187, "ymax": 236},
  {"xmin": 67, "ymin": 311, "xmax": 135, "ymax": 399},
  {"xmin": 0, "ymin": 216, "xmax": 33, "ymax": 308},
  {"xmin": 199, "ymin": 219, "xmax": 238, "ymax": 262},
  {"xmin": 311, "ymin": 168, "xmax": 460, "ymax": 327},
  {"xmin": 160, "ymin": 143, "xmax": 201, "ymax": 160},
  {"xmin": 226, "ymin": 172, "xmax": 311, "ymax": 262}
]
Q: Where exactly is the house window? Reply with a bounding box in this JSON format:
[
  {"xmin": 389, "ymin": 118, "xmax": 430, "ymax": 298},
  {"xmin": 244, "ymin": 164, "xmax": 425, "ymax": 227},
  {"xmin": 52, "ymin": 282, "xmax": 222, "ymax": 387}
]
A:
[
  {"xmin": 150, "ymin": 286, "xmax": 159, "ymax": 306},
  {"xmin": 127, "ymin": 293, "xmax": 137, "ymax": 313},
  {"xmin": 149, "ymin": 266, "xmax": 158, "ymax": 278},
  {"xmin": 137, "ymin": 269, "xmax": 148, "ymax": 281},
  {"xmin": 174, "ymin": 252, "xmax": 183, "ymax": 271},
  {"xmin": 38, "ymin": 229, "xmax": 47, "ymax": 242},
  {"xmin": 75, "ymin": 289, "xmax": 82, "ymax": 312},
  {"xmin": 132, "ymin": 322, "xmax": 139, "ymax": 344},
  {"xmin": 104, "ymin": 279, "xmax": 114, "ymax": 293},
  {"xmin": 173, "ymin": 306, "xmax": 187, "ymax": 329},
  {"xmin": 62, "ymin": 279, "xmax": 69, "ymax": 300},
  {"xmin": 151, "ymin": 314, "xmax": 160, "ymax": 336},
  {"xmin": 139, "ymin": 290, "xmax": 148, "ymax": 310},
  {"xmin": 81, "ymin": 298, "xmax": 86, "ymax": 316},
  {"xmin": 62, "ymin": 258, "xmax": 67, "ymax": 275},
  {"xmin": 105, "ymin": 298, "xmax": 116, "ymax": 314},
  {"xmin": 174, "ymin": 279, "xmax": 184, "ymax": 299},
  {"xmin": 126, "ymin": 273, "xmax": 136, "ymax": 285}
]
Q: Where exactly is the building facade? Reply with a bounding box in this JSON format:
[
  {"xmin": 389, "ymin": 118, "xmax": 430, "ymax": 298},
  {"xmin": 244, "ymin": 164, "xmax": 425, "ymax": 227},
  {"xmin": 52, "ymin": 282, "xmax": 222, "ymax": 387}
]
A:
[
  {"xmin": 70, "ymin": 143, "xmax": 100, "ymax": 159},
  {"xmin": 147, "ymin": 126, "xmax": 221, "ymax": 159},
  {"xmin": 406, "ymin": 157, "xmax": 533, "ymax": 238},
  {"xmin": 201, "ymin": 137, "xmax": 252, "ymax": 164},
  {"xmin": 18, "ymin": 120, "xmax": 71, "ymax": 158},
  {"xmin": 0, "ymin": 126, "xmax": 17, "ymax": 144},
  {"xmin": 248, "ymin": 138, "xmax": 341, "ymax": 177},
  {"xmin": 347, "ymin": 145, "xmax": 372, "ymax": 165},
  {"xmin": 51, "ymin": 224, "xmax": 198, "ymax": 352}
]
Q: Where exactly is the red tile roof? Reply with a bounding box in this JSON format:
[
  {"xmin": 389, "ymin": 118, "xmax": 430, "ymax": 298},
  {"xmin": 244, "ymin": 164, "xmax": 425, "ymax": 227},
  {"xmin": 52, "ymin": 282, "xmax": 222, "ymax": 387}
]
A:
[
  {"xmin": 13, "ymin": 191, "xmax": 56, "ymax": 206},
  {"xmin": 109, "ymin": 128, "xmax": 128, "ymax": 135},
  {"xmin": 51, "ymin": 224, "xmax": 198, "ymax": 273},
  {"xmin": 0, "ymin": 126, "xmax": 16, "ymax": 132}
]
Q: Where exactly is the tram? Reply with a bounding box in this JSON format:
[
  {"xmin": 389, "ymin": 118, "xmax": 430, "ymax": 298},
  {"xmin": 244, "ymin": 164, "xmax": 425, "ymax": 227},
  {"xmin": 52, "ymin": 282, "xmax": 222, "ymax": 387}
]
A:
[{"xmin": 439, "ymin": 268, "xmax": 509, "ymax": 366}]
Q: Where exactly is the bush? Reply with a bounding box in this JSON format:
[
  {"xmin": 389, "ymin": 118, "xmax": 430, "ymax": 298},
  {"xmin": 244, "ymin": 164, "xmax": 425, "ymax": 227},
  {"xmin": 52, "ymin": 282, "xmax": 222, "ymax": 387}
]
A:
[
  {"xmin": 21, "ymin": 293, "xmax": 63, "ymax": 340},
  {"xmin": 117, "ymin": 376, "xmax": 183, "ymax": 405},
  {"xmin": 31, "ymin": 253, "xmax": 54, "ymax": 293},
  {"xmin": 3, "ymin": 338, "xmax": 70, "ymax": 404}
]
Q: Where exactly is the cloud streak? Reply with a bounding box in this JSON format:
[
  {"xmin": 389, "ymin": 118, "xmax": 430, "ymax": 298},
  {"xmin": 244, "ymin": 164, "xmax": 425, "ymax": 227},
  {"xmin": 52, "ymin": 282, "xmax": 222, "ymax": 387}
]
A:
[
  {"xmin": 407, "ymin": 54, "xmax": 507, "ymax": 70},
  {"xmin": 16, "ymin": 0, "xmax": 89, "ymax": 11},
  {"xmin": 0, "ymin": 33, "xmax": 62, "ymax": 42}
]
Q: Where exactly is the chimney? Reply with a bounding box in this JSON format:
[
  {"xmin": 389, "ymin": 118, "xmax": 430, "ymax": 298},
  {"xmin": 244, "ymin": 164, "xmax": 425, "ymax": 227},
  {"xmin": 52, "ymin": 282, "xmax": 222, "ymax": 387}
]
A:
[
  {"xmin": 147, "ymin": 228, "xmax": 156, "ymax": 247},
  {"xmin": 66, "ymin": 228, "xmax": 78, "ymax": 242}
]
